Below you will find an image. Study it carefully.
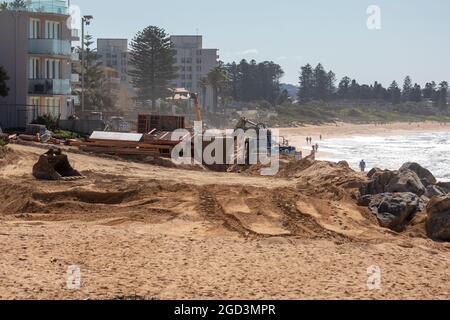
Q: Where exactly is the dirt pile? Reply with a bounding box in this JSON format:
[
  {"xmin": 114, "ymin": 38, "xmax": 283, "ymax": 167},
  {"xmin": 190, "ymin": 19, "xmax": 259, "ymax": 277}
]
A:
[
  {"xmin": 0, "ymin": 146, "xmax": 388, "ymax": 243},
  {"xmin": 0, "ymin": 147, "xmax": 18, "ymax": 169}
]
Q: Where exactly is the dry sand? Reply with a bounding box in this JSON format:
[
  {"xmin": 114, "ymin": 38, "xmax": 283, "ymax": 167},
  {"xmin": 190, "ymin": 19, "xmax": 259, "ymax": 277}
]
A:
[{"xmin": 0, "ymin": 140, "xmax": 449, "ymax": 300}]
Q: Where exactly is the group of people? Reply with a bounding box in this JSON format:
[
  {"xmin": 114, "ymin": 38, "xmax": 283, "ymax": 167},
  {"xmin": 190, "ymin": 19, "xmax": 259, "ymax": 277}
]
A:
[{"xmin": 305, "ymin": 135, "xmax": 323, "ymax": 145}]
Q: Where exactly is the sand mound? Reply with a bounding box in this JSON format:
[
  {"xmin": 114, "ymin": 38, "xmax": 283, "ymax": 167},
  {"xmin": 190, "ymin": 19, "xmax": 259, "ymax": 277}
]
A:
[
  {"xmin": 0, "ymin": 144, "xmax": 425, "ymax": 244},
  {"xmin": 0, "ymin": 147, "xmax": 19, "ymax": 168}
]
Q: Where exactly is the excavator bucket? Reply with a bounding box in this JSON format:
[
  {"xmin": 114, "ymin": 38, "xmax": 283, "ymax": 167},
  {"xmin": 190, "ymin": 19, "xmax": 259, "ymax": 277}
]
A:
[{"xmin": 33, "ymin": 148, "xmax": 84, "ymax": 181}]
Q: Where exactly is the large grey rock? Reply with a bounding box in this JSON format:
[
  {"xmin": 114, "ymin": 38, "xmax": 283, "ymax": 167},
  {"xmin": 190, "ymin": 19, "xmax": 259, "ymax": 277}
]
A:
[
  {"xmin": 385, "ymin": 169, "xmax": 426, "ymax": 196},
  {"xmin": 436, "ymin": 182, "xmax": 450, "ymax": 194},
  {"xmin": 368, "ymin": 193, "xmax": 421, "ymax": 231},
  {"xmin": 426, "ymin": 196, "xmax": 450, "ymax": 241},
  {"xmin": 425, "ymin": 185, "xmax": 445, "ymax": 199},
  {"xmin": 360, "ymin": 170, "xmax": 396, "ymax": 195},
  {"xmin": 400, "ymin": 162, "xmax": 437, "ymax": 186},
  {"xmin": 361, "ymin": 169, "xmax": 426, "ymax": 197}
]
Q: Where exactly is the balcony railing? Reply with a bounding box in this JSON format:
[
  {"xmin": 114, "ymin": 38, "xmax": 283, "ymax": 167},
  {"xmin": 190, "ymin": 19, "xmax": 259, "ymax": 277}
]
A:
[
  {"xmin": 26, "ymin": 0, "xmax": 69, "ymax": 15},
  {"xmin": 28, "ymin": 79, "xmax": 71, "ymax": 95},
  {"xmin": 71, "ymin": 74, "xmax": 80, "ymax": 83},
  {"xmin": 71, "ymin": 52, "xmax": 79, "ymax": 61},
  {"xmin": 28, "ymin": 39, "xmax": 71, "ymax": 56}
]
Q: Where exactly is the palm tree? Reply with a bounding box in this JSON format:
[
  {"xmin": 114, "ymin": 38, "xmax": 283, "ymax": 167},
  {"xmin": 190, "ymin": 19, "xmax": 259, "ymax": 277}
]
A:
[
  {"xmin": 0, "ymin": 2, "xmax": 9, "ymax": 10},
  {"xmin": 206, "ymin": 67, "xmax": 227, "ymax": 113},
  {"xmin": 199, "ymin": 77, "xmax": 208, "ymax": 110}
]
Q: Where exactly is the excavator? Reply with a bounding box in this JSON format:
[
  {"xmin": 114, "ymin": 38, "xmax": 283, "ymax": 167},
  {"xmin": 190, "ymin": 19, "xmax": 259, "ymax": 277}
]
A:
[{"xmin": 189, "ymin": 93, "xmax": 202, "ymax": 122}]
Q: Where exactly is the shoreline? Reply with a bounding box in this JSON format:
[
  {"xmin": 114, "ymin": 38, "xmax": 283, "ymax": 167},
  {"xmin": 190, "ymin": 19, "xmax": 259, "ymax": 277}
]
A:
[{"xmin": 279, "ymin": 121, "xmax": 450, "ymax": 157}]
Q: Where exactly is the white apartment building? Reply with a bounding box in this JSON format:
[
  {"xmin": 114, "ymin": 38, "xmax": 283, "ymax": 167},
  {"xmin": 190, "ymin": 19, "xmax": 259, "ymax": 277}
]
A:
[
  {"xmin": 170, "ymin": 35, "xmax": 218, "ymax": 111},
  {"xmin": 0, "ymin": 0, "xmax": 78, "ymax": 128},
  {"xmin": 96, "ymin": 38, "xmax": 135, "ymax": 111}
]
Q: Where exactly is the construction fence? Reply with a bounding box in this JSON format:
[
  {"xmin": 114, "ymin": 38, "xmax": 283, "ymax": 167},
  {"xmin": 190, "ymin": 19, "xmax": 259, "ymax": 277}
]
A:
[{"xmin": 0, "ymin": 104, "xmax": 38, "ymax": 129}]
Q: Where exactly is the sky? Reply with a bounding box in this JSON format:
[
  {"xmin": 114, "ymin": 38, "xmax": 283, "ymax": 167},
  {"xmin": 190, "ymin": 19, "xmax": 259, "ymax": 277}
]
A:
[{"xmin": 71, "ymin": 0, "xmax": 450, "ymax": 86}]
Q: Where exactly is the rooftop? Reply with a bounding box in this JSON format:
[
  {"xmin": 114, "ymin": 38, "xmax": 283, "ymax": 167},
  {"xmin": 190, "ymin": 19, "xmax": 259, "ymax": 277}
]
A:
[{"xmin": 5, "ymin": 0, "xmax": 69, "ymax": 15}]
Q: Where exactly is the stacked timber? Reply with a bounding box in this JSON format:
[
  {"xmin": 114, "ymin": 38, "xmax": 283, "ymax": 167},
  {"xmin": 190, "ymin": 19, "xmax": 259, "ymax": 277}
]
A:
[{"xmin": 78, "ymin": 131, "xmax": 173, "ymax": 157}]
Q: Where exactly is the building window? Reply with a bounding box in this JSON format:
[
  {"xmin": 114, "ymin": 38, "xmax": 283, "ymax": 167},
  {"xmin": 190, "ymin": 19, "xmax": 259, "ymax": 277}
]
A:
[
  {"xmin": 196, "ymin": 66, "xmax": 202, "ymax": 72},
  {"xmin": 196, "ymin": 58, "xmax": 202, "ymax": 64},
  {"xmin": 45, "ymin": 21, "xmax": 60, "ymax": 39},
  {"xmin": 196, "ymin": 50, "xmax": 202, "ymax": 56},
  {"xmin": 43, "ymin": 97, "xmax": 61, "ymax": 117},
  {"xmin": 29, "ymin": 19, "xmax": 40, "ymax": 39},
  {"xmin": 187, "ymin": 66, "xmax": 192, "ymax": 72},
  {"xmin": 186, "ymin": 58, "xmax": 193, "ymax": 64},
  {"xmin": 44, "ymin": 59, "xmax": 60, "ymax": 79},
  {"xmin": 29, "ymin": 97, "xmax": 40, "ymax": 107},
  {"xmin": 29, "ymin": 58, "xmax": 40, "ymax": 79}
]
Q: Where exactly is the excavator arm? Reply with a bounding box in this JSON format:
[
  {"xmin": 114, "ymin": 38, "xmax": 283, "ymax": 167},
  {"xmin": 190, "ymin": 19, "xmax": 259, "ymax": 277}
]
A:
[{"xmin": 189, "ymin": 93, "xmax": 202, "ymax": 122}]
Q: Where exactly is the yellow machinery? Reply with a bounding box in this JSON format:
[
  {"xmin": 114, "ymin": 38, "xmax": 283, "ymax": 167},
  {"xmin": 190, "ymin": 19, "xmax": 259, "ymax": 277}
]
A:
[{"xmin": 189, "ymin": 93, "xmax": 202, "ymax": 122}]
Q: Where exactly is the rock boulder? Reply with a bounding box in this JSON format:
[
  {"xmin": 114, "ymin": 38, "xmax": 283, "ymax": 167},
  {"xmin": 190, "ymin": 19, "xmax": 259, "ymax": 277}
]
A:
[
  {"xmin": 426, "ymin": 196, "xmax": 450, "ymax": 241},
  {"xmin": 400, "ymin": 162, "xmax": 437, "ymax": 186},
  {"xmin": 368, "ymin": 192, "xmax": 421, "ymax": 231}
]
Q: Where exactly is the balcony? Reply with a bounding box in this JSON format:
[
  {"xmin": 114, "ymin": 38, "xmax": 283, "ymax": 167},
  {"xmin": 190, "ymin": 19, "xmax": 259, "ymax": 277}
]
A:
[
  {"xmin": 71, "ymin": 52, "xmax": 79, "ymax": 61},
  {"xmin": 26, "ymin": 0, "xmax": 69, "ymax": 15},
  {"xmin": 71, "ymin": 29, "xmax": 80, "ymax": 41},
  {"xmin": 28, "ymin": 39, "xmax": 71, "ymax": 57},
  {"xmin": 28, "ymin": 79, "xmax": 71, "ymax": 95},
  {"xmin": 71, "ymin": 74, "xmax": 80, "ymax": 83}
]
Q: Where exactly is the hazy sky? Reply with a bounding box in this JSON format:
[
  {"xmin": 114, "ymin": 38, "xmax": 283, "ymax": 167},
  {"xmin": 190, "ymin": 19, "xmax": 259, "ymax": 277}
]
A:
[{"xmin": 71, "ymin": 0, "xmax": 450, "ymax": 86}]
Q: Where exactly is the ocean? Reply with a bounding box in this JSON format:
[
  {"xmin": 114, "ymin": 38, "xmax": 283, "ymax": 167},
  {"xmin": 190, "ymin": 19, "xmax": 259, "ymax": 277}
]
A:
[{"xmin": 317, "ymin": 131, "xmax": 450, "ymax": 181}]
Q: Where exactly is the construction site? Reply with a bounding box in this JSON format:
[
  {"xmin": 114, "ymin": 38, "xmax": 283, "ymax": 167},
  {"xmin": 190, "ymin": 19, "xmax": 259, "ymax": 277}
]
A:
[{"xmin": 1, "ymin": 95, "xmax": 450, "ymax": 300}]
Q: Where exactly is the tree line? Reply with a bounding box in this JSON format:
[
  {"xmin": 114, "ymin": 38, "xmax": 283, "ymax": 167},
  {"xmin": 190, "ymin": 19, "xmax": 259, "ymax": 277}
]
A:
[
  {"xmin": 298, "ymin": 63, "xmax": 449, "ymax": 109},
  {"xmin": 223, "ymin": 60, "xmax": 284, "ymax": 105}
]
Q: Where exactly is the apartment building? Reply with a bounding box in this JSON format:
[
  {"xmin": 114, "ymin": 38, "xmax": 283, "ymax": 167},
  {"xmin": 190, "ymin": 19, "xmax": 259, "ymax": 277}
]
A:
[
  {"xmin": 96, "ymin": 38, "xmax": 135, "ymax": 111},
  {"xmin": 170, "ymin": 35, "xmax": 219, "ymax": 110},
  {"xmin": 0, "ymin": 0, "xmax": 78, "ymax": 129}
]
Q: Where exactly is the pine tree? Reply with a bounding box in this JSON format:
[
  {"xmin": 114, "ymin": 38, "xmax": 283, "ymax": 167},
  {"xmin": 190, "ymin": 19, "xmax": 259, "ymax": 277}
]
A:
[
  {"xmin": 422, "ymin": 82, "xmax": 436, "ymax": 99},
  {"xmin": 298, "ymin": 64, "xmax": 313, "ymax": 103},
  {"xmin": 0, "ymin": 65, "xmax": 9, "ymax": 97},
  {"xmin": 388, "ymin": 81, "xmax": 401, "ymax": 104},
  {"xmin": 437, "ymin": 81, "xmax": 449, "ymax": 110},
  {"xmin": 402, "ymin": 76, "xmax": 413, "ymax": 101},
  {"xmin": 129, "ymin": 26, "xmax": 178, "ymax": 109},
  {"xmin": 410, "ymin": 84, "xmax": 422, "ymax": 102},
  {"xmin": 78, "ymin": 35, "xmax": 116, "ymax": 111},
  {"xmin": 312, "ymin": 63, "xmax": 328, "ymax": 100},
  {"xmin": 326, "ymin": 71, "xmax": 336, "ymax": 99},
  {"xmin": 8, "ymin": 0, "xmax": 26, "ymax": 9},
  {"xmin": 337, "ymin": 76, "xmax": 351, "ymax": 99}
]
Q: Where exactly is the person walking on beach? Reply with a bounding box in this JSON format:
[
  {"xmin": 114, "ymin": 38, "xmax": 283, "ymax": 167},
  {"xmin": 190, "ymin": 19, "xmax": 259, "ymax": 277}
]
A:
[
  {"xmin": 315, "ymin": 143, "xmax": 319, "ymax": 152},
  {"xmin": 310, "ymin": 147, "xmax": 316, "ymax": 160},
  {"xmin": 359, "ymin": 160, "xmax": 366, "ymax": 173}
]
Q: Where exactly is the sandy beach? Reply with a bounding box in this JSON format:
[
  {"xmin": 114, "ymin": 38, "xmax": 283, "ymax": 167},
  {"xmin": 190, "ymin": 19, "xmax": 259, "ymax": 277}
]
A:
[
  {"xmin": 1, "ymin": 141, "xmax": 449, "ymax": 300},
  {"xmin": 279, "ymin": 121, "xmax": 450, "ymax": 158}
]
